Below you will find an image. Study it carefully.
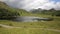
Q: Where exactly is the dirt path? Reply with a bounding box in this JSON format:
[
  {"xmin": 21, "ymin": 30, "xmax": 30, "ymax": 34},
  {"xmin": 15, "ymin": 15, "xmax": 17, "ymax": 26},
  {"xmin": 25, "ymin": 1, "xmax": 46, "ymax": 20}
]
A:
[{"xmin": 0, "ymin": 24, "xmax": 60, "ymax": 32}]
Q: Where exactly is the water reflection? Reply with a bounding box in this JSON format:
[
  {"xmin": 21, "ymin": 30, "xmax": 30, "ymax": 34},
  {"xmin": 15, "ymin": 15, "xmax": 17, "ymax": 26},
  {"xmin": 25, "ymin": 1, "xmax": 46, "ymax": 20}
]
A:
[{"xmin": 12, "ymin": 16, "xmax": 53, "ymax": 22}]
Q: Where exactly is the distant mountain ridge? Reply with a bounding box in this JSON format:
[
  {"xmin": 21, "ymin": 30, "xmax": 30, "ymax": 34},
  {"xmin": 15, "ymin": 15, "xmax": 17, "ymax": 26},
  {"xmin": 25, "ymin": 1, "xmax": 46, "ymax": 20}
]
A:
[{"xmin": 30, "ymin": 8, "xmax": 60, "ymax": 16}]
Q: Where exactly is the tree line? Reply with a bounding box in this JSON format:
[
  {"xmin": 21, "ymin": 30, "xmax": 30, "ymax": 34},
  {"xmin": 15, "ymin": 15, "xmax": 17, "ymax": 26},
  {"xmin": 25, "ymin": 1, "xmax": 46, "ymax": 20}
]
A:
[{"xmin": 30, "ymin": 8, "xmax": 60, "ymax": 16}]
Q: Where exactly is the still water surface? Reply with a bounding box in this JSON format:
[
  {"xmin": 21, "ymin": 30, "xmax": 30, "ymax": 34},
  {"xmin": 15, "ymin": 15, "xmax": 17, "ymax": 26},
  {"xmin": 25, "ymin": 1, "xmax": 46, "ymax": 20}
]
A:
[{"xmin": 13, "ymin": 16, "xmax": 53, "ymax": 22}]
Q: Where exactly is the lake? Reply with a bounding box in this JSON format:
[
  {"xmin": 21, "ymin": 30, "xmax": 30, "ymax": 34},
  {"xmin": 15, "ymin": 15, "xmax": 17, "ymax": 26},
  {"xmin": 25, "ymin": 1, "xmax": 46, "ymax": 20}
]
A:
[{"xmin": 12, "ymin": 16, "xmax": 53, "ymax": 22}]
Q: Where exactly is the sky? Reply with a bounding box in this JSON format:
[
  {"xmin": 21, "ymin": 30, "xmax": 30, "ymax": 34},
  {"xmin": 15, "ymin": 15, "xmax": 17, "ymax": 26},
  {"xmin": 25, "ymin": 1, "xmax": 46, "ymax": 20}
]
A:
[
  {"xmin": 51, "ymin": 0, "xmax": 60, "ymax": 2},
  {"xmin": 0, "ymin": 0, "xmax": 60, "ymax": 10}
]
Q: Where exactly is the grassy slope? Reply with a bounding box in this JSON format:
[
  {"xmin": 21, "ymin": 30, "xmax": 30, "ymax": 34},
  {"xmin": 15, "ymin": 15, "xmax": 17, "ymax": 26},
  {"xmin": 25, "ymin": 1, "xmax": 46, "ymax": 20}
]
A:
[{"xmin": 0, "ymin": 28, "xmax": 60, "ymax": 34}]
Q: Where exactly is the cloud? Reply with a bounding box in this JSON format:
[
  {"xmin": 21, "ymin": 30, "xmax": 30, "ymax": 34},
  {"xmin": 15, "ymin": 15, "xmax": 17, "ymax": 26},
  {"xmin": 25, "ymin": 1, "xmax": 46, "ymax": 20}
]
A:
[
  {"xmin": 0, "ymin": 0, "xmax": 7, "ymax": 2},
  {"xmin": 0, "ymin": 0, "xmax": 60, "ymax": 10}
]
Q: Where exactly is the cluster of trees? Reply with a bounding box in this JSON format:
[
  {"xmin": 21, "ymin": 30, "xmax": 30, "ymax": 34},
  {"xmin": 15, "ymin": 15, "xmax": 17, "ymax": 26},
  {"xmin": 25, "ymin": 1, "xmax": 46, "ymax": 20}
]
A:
[
  {"xmin": 41, "ymin": 9, "xmax": 60, "ymax": 16},
  {"xmin": 30, "ymin": 8, "xmax": 60, "ymax": 16},
  {"xmin": 0, "ymin": 1, "xmax": 20, "ymax": 20},
  {"xmin": 0, "ymin": 1, "xmax": 29, "ymax": 20},
  {"xmin": 0, "ymin": 8, "xmax": 20, "ymax": 19}
]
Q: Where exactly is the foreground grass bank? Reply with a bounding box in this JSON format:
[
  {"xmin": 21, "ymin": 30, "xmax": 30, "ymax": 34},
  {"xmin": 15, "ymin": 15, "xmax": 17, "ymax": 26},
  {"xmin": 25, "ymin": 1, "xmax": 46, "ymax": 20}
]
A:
[
  {"xmin": 0, "ymin": 14, "xmax": 60, "ymax": 34},
  {"xmin": 0, "ymin": 28, "xmax": 60, "ymax": 34}
]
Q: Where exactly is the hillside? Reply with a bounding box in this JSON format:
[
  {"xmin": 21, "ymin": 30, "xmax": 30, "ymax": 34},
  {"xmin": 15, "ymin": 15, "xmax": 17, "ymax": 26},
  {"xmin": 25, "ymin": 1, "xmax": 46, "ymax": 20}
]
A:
[
  {"xmin": 0, "ymin": 1, "xmax": 29, "ymax": 19},
  {"xmin": 30, "ymin": 8, "xmax": 60, "ymax": 16},
  {"xmin": 0, "ymin": 1, "xmax": 8, "ymax": 9}
]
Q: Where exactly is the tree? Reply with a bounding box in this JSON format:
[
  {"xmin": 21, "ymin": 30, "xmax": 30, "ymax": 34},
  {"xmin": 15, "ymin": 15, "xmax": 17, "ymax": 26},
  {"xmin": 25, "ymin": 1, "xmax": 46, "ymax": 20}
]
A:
[
  {"xmin": 54, "ymin": 11, "xmax": 60, "ymax": 16},
  {"xmin": 0, "ymin": 8, "xmax": 20, "ymax": 20}
]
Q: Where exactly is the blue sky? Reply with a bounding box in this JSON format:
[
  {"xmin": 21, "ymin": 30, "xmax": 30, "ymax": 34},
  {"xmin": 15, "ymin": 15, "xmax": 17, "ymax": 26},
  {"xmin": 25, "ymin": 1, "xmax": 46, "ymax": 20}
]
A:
[{"xmin": 50, "ymin": 0, "xmax": 60, "ymax": 3}]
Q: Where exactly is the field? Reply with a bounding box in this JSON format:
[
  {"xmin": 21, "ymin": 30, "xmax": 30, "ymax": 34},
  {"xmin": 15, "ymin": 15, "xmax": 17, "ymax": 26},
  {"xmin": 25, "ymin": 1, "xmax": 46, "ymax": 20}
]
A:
[{"xmin": 0, "ymin": 14, "xmax": 60, "ymax": 34}]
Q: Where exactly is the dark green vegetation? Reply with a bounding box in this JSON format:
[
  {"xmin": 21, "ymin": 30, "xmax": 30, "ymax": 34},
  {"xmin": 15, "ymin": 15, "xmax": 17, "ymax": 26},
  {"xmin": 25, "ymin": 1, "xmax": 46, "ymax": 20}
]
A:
[
  {"xmin": 0, "ymin": 1, "xmax": 60, "ymax": 34},
  {"xmin": 30, "ymin": 8, "xmax": 60, "ymax": 16},
  {"xmin": 0, "ymin": 1, "xmax": 19, "ymax": 19},
  {"xmin": 0, "ymin": 1, "xmax": 28, "ymax": 19}
]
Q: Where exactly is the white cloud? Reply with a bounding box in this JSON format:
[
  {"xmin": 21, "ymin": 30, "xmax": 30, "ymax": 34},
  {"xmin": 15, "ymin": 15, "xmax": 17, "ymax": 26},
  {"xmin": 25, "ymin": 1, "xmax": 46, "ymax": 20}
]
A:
[
  {"xmin": 0, "ymin": 0, "xmax": 60, "ymax": 10},
  {"xmin": 54, "ymin": 2, "xmax": 60, "ymax": 10},
  {"xmin": 0, "ymin": 0, "xmax": 7, "ymax": 2},
  {"xmin": 21, "ymin": 0, "xmax": 50, "ymax": 10}
]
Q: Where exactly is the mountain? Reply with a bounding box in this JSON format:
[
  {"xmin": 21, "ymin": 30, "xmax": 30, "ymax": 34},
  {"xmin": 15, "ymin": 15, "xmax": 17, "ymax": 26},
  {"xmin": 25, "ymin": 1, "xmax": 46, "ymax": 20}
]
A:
[
  {"xmin": 0, "ymin": 1, "xmax": 28, "ymax": 19},
  {"xmin": 30, "ymin": 8, "xmax": 60, "ymax": 16},
  {"xmin": 30, "ymin": 8, "xmax": 43, "ymax": 13}
]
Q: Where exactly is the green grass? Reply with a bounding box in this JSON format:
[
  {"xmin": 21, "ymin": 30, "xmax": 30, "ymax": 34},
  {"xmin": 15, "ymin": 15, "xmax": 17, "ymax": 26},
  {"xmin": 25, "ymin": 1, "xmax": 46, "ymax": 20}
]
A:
[
  {"xmin": 0, "ymin": 14, "xmax": 60, "ymax": 34},
  {"xmin": 0, "ymin": 20, "xmax": 60, "ymax": 30},
  {"xmin": 0, "ymin": 28, "xmax": 60, "ymax": 34}
]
